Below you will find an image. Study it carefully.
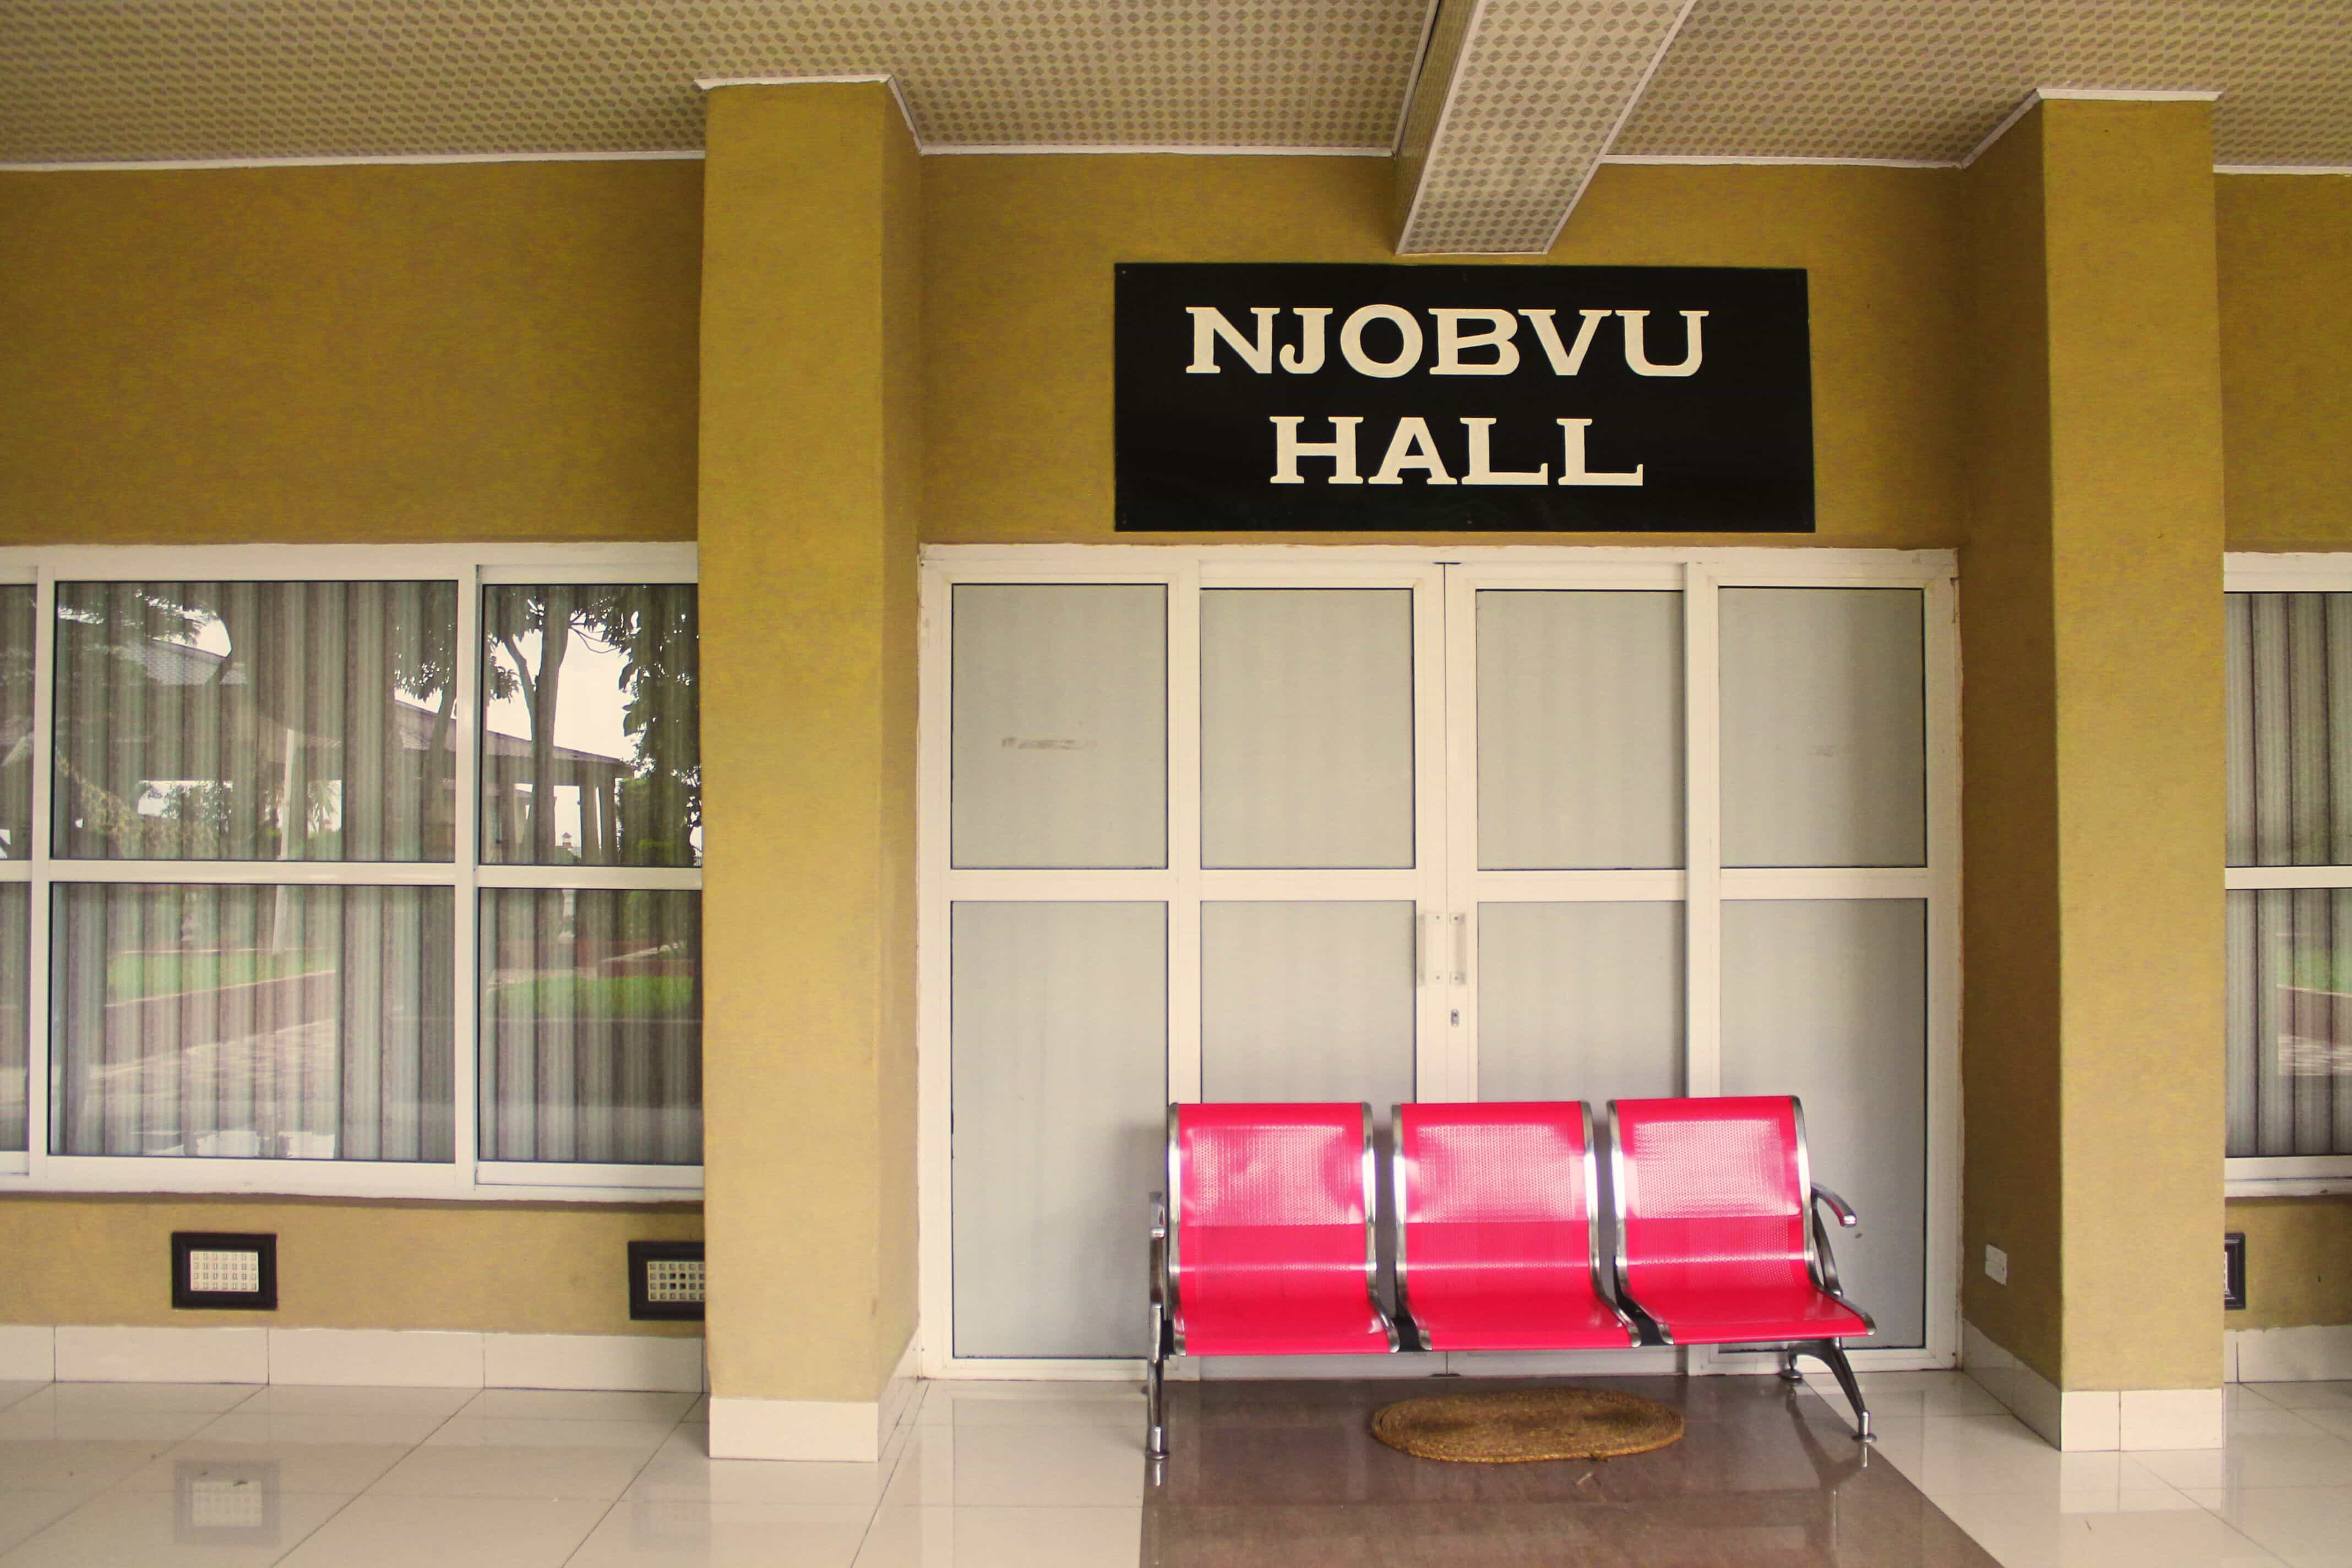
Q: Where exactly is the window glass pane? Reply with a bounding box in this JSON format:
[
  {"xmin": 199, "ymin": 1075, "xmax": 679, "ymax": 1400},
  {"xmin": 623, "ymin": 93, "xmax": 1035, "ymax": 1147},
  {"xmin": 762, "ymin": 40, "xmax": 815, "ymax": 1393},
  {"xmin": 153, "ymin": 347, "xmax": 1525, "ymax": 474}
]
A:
[
  {"xmin": 54, "ymin": 582, "xmax": 459, "ymax": 862},
  {"xmin": 0, "ymin": 888, "xmax": 26, "ymax": 1151},
  {"xmin": 1722, "ymin": 899, "xmax": 1928, "ymax": 1347},
  {"xmin": 2228, "ymin": 889, "xmax": 2352, "ymax": 1157},
  {"xmin": 1721, "ymin": 588, "xmax": 1926, "ymax": 869},
  {"xmin": 482, "ymin": 585, "xmax": 700, "ymax": 868},
  {"xmin": 1201, "ymin": 901, "xmax": 1416, "ymax": 1111},
  {"xmin": 480, "ymin": 889, "xmax": 701, "ymax": 1165},
  {"xmin": 0, "ymin": 585, "xmax": 34, "ymax": 858},
  {"xmin": 1477, "ymin": 902, "xmax": 1681, "ymax": 1103},
  {"xmin": 2226, "ymin": 593, "xmax": 2352, "ymax": 868},
  {"xmin": 52, "ymin": 884, "xmax": 454, "ymax": 1161},
  {"xmin": 1478, "ymin": 591, "xmax": 1682, "ymax": 870},
  {"xmin": 950, "ymin": 585, "xmax": 1167, "ymax": 870},
  {"xmin": 951, "ymin": 901, "xmax": 1167, "ymax": 1358},
  {"xmin": 1201, "ymin": 589, "xmax": 1413, "ymax": 869}
]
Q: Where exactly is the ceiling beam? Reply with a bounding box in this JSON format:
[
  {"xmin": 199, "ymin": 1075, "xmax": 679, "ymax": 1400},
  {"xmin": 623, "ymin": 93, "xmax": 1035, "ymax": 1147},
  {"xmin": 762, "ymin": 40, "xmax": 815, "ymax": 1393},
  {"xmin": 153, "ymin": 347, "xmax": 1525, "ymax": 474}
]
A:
[{"xmin": 1393, "ymin": 0, "xmax": 1696, "ymax": 257}]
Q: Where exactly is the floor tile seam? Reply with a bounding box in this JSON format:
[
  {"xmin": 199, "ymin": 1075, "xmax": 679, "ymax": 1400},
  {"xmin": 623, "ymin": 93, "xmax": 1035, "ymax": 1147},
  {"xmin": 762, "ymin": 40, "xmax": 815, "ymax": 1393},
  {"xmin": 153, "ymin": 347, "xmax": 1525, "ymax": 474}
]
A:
[{"xmin": 542, "ymin": 1401, "xmax": 698, "ymax": 1561}]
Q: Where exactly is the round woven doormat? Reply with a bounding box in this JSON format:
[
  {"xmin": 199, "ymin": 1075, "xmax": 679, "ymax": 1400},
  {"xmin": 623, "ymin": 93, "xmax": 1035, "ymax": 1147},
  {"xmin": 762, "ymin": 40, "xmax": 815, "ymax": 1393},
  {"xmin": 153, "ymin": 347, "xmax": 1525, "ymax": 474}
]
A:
[{"xmin": 1369, "ymin": 1388, "xmax": 1684, "ymax": 1464}]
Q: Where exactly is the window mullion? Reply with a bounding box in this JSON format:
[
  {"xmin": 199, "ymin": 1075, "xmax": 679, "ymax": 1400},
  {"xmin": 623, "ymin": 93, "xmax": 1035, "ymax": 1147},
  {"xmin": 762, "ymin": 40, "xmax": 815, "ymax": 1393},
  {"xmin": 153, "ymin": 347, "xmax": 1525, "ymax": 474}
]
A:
[
  {"xmin": 21, "ymin": 569, "xmax": 57, "ymax": 1180},
  {"xmin": 1683, "ymin": 562, "xmax": 1723, "ymax": 1102},
  {"xmin": 454, "ymin": 570, "xmax": 484, "ymax": 1191}
]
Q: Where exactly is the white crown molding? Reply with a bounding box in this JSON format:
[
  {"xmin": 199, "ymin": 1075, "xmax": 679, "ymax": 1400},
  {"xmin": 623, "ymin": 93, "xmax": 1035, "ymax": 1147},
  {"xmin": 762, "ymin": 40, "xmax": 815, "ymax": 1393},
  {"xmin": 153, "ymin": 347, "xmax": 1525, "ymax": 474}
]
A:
[
  {"xmin": 695, "ymin": 72, "xmax": 920, "ymax": 150},
  {"xmin": 923, "ymin": 142, "xmax": 1387, "ymax": 157},
  {"xmin": 2217, "ymin": 163, "xmax": 2352, "ymax": 177},
  {"xmin": 1961, "ymin": 85, "xmax": 2225, "ymax": 169},
  {"xmin": 1600, "ymin": 153, "xmax": 1952, "ymax": 169},
  {"xmin": 0, "ymin": 150, "xmax": 701, "ymax": 173}
]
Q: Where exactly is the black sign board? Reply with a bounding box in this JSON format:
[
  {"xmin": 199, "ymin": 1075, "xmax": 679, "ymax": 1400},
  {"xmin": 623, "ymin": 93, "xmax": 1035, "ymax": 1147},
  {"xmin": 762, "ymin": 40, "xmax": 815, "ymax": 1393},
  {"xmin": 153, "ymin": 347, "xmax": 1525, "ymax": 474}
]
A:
[{"xmin": 1114, "ymin": 263, "xmax": 1814, "ymax": 533}]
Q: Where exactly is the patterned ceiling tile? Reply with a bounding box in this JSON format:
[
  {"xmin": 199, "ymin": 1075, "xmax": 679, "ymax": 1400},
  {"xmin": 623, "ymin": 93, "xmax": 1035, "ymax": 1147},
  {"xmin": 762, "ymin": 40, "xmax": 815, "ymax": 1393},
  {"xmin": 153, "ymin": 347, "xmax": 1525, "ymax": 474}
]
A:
[
  {"xmin": 1616, "ymin": 1, "xmax": 2352, "ymax": 167},
  {"xmin": 1398, "ymin": 0, "xmax": 1692, "ymax": 254},
  {"xmin": 0, "ymin": 1, "xmax": 1432, "ymax": 162}
]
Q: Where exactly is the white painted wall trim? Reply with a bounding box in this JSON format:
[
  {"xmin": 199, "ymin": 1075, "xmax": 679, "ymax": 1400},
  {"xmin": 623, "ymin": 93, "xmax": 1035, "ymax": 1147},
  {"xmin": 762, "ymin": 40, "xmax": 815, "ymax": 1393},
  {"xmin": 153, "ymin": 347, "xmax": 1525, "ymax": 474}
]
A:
[
  {"xmin": 6, "ymin": 1325, "xmax": 705, "ymax": 1391},
  {"xmin": 1961, "ymin": 86, "xmax": 2224, "ymax": 170},
  {"xmin": 1963, "ymin": 1320, "xmax": 2225, "ymax": 1450},
  {"xmin": 2231, "ymin": 1323, "xmax": 2352, "ymax": 1382}
]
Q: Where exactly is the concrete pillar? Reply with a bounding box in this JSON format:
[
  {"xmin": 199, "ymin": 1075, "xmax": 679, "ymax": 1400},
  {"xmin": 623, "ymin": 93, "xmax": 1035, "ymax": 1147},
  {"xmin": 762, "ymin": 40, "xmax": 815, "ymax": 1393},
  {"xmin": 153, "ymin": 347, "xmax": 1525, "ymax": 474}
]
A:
[
  {"xmin": 696, "ymin": 81, "xmax": 922, "ymax": 1461},
  {"xmin": 1960, "ymin": 97, "xmax": 2228, "ymax": 1447}
]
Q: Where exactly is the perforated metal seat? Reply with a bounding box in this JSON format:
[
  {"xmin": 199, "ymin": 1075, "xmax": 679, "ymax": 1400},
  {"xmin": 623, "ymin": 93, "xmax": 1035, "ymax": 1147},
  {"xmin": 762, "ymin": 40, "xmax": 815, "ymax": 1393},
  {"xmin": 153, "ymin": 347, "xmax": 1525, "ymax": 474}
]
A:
[
  {"xmin": 1393, "ymin": 1101, "xmax": 1638, "ymax": 1353},
  {"xmin": 1609, "ymin": 1095, "xmax": 1878, "ymax": 1438},
  {"xmin": 1146, "ymin": 1102, "xmax": 1397, "ymax": 1457}
]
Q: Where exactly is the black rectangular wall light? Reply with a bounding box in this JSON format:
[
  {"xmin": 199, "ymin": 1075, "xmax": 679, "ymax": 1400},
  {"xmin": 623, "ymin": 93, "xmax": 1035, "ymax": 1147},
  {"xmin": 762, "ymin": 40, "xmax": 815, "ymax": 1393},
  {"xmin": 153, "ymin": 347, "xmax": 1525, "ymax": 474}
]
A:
[
  {"xmin": 2225, "ymin": 1232, "xmax": 2247, "ymax": 1311},
  {"xmin": 171, "ymin": 1233, "xmax": 277, "ymax": 1311},
  {"xmin": 629, "ymin": 1240, "xmax": 706, "ymax": 1322}
]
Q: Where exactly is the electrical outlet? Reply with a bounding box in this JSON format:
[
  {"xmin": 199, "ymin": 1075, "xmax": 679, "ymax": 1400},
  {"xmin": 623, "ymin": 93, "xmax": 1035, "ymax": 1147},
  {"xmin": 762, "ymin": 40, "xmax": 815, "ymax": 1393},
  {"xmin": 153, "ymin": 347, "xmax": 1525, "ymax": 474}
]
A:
[{"xmin": 1984, "ymin": 1244, "xmax": 2008, "ymax": 1286}]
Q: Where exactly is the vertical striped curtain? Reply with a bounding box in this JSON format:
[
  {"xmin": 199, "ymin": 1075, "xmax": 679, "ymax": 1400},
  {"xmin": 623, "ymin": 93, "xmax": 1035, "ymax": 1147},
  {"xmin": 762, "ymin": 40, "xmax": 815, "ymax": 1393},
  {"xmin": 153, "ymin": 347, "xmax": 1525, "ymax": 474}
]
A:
[
  {"xmin": 2226, "ymin": 592, "xmax": 2352, "ymax": 1157},
  {"xmin": 51, "ymin": 884, "xmax": 454, "ymax": 1160},
  {"xmin": 52, "ymin": 581, "xmax": 458, "ymax": 862},
  {"xmin": 478, "ymin": 889, "xmax": 701, "ymax": 1164}
]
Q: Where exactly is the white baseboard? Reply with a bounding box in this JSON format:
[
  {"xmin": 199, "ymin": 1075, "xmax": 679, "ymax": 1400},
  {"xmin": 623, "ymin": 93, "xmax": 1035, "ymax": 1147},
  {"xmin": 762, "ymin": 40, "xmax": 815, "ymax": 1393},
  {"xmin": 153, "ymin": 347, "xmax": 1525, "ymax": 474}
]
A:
[
  {"xmin": 9, "ymin": 1325, "xmax": 705, "ymax": 1391},
  {"xmin": 2230, "ymin": 1323, "xmax": 2352, "ymax": 1382},
  {"xmin": 0, "ymin": 1325, "xmax": 56, "ymax": 1381},
  {"xmin": 56, "ymin": 1326, "xmax": 269, "ymax": 1384},
  {"xmin": 709, "ymin": 1394, "xmax": 885, "ymax": 1462},
  {"xmin": 1963, "ymin": 1319, "xmax": 2224, "ymax": 1450},
  {"xmin": 486, "ymin": 1332, "xmax": 705, "ymax": 1393},
  {"xmin": 271, "ymin": 1329, "xmax": 486, "ymax": 1387}
]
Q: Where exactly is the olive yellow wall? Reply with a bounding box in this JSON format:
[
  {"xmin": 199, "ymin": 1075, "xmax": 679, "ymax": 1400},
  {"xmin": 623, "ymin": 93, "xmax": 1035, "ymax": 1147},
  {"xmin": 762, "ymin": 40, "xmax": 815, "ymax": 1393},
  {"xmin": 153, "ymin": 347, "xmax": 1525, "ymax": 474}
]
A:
[
  {"xmin": 2232, "ymin": 1200, "xmax": 2352, "ymax": 1332},
  {"xmin": 0, "ymin": 160, "xmax": 701, "ymax": 544},
  {"xmin": 923, "ymin": 156, "xmax": 1966, "ymax": 548},
  {"xmin": 0, "ymin": 1197, "xmax": 702, "ymax": 1335},
  {"xmin": 2219, "ymin": 173, "xmax": 2352, "ymax": 552},
  {"xmin": 696, "ymin": 82, "xmax": 923, "ymax": 1413},
  {"xmin": 1956, "ymin": 108, "xmax": 2066, "ymax": 1379},
  {"xmin": 0, "ymin": 157, "xmax": 707, "ymax": 1340},
  {"xmin": 1956, "ymin": 99, "xmax": 2228, "ymax": 1392},
  {"xmin": 2216, "ymin": 168, "xmax": 2352, "ymax": 1327}
]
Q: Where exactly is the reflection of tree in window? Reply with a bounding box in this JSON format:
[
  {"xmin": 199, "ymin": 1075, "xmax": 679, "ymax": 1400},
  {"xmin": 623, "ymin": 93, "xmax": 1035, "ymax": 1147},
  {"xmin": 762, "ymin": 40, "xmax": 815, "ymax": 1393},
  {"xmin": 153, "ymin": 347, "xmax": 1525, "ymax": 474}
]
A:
[
  {"xmin": 51, "ymin": 581, "xmax": 458, "ymax": 862},
  {"xmin": 481, "ymin": 585, "xmax": 700, "ymax": 868}
]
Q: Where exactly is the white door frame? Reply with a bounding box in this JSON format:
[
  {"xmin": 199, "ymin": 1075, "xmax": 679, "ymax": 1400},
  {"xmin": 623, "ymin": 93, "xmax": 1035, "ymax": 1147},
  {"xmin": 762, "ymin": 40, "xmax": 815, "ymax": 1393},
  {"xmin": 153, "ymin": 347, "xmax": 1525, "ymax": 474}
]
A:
[{"xmin": 915, "ymin": 543, "xmax": 1961, "ymax": 1381}]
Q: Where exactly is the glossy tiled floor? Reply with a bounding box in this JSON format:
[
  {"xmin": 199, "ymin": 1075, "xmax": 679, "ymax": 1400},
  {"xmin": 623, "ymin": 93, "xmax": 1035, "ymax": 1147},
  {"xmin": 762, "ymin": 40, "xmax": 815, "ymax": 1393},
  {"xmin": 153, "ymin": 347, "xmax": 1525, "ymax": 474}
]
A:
[{"xmin": 0, "ymin": 1373, "xmax": 2345, "ymax": 1565}]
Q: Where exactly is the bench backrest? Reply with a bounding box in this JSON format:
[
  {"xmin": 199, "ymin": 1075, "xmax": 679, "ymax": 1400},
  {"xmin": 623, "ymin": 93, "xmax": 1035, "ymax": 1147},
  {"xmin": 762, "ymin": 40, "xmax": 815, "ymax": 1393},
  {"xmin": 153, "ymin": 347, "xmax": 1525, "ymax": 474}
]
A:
[
  {"xmin": 1609, "ymin": 1095, "xmax": 1816, "ymax": 1294},
  {"xmin": 1168, "ymin": 1102, "xmax": 1377, "ymax": 1332},
  {"xmin": 1395, "ymin": 1100, "xmax": 1600, "ymax": 1306}
]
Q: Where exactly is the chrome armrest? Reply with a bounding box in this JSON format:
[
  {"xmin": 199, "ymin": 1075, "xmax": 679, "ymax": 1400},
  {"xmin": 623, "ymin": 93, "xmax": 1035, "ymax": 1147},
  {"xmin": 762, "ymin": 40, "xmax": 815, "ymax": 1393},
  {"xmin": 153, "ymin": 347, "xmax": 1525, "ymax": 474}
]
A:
[{"xmin": 1806, "ymin": 1186, "xmax": 1860, "ymax": 1299}]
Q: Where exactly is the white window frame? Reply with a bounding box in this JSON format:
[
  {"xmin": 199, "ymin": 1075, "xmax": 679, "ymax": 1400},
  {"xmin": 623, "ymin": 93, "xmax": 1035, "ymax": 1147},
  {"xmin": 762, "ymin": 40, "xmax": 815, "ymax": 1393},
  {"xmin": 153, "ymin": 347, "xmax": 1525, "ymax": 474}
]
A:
[
  {"xmin": 915, "ymin": 542, "xmax": 1961, "ymax": 1381},
  {"xmin": 2224, "ymin": 552, "xmax": 2352, "ymax": 1197},
  {"xmin": 0, "ymin": 542, "xmax": 701, "ymax": 1203}
]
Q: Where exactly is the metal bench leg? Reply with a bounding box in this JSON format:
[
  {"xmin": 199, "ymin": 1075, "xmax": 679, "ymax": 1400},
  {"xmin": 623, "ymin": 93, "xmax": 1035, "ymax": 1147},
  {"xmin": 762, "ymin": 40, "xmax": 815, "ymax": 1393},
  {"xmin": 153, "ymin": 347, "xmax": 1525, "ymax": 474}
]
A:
[
  {"xmin": 1778, "ymin": 1350, "xmax": 1804, "ymax": 1381},
  {"xmin": 1799, "ymin": 1340, "xmax": 1872, "ymax": 1442},
  {"xmin": 1145, "ymin": 1300, "xmax": 1169, "ymax": 1460}
]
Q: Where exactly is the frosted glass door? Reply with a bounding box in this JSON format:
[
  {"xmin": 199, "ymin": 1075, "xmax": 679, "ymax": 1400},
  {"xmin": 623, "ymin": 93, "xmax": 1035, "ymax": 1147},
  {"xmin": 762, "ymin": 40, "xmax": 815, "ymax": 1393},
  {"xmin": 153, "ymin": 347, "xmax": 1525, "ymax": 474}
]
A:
[
  {"xmin": 1723, "ymin": 900, "xmax": 1929, "ymax": 1347},
  {"xmin": 951, "ymin": 902, "xmax": 1167, "ymax": 1359},
  {"xmin": 1201, "ymin": 901, "xmax": 1418, "ymax": 1114},
  {"xmin": 1477, "ymin": 903, "xmax": 1682, "ymax": 1103}
]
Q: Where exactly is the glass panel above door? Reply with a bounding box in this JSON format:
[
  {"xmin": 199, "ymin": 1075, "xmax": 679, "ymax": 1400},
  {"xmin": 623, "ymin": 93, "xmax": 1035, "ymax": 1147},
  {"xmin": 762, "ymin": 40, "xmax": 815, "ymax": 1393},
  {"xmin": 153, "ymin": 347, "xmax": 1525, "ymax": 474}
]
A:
[
  {"xmin": 951, "ymin": 584, "xmax": 1168, "ymax": 870},
  {"xmin": 1721, "ymin": 587, "xmax": 1926, "ymax": 868},
  {"xmin": 1201, "ymin": 589, "xmax": 1414, "ymax": 869},
  {"xmin": 1477, "ymin": 590, "xmax": 1683, "ymax": 869}
]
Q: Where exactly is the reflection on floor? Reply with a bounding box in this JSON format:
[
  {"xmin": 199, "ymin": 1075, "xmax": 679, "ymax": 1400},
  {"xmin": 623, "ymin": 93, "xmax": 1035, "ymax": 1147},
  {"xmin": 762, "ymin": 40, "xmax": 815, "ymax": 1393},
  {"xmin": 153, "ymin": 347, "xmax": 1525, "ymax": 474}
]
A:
[
  {"xmin": 0, "ymin": 1373, "xmax": 2342, "ymax": 1565},
  {"xmin": 1147, "ymin": 1374, "xmax": 1994, "ymax": 1567}
]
